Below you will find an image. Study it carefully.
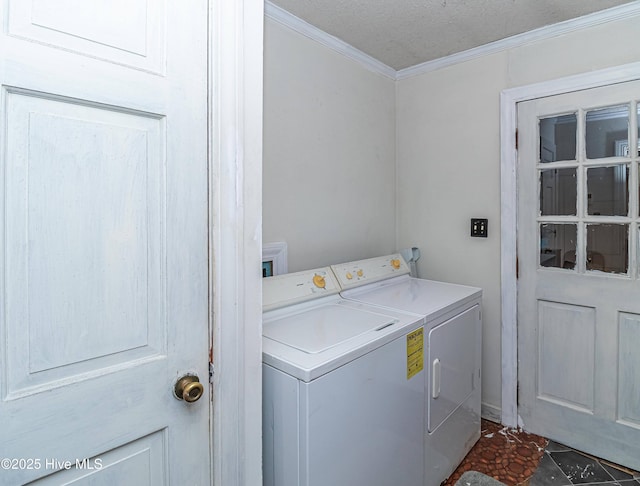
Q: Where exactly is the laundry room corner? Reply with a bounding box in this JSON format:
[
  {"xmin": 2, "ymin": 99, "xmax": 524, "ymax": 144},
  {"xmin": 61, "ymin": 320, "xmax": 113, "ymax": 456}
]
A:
[{"xmin": 396, "ymin": 52, "xmax": 507, "ymax": 420}]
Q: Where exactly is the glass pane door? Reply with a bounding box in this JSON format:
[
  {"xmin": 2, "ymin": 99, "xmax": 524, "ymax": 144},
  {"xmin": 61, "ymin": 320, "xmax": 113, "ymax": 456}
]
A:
[{"xmin": 537, "ymin": 100, "xmax": 638, "ymax": 276}]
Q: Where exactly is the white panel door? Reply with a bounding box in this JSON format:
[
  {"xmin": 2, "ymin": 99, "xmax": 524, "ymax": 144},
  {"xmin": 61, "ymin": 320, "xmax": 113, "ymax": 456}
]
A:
[
  {"xmin": 517, "ymin": 80, "xmax": 640, "ymax": 470},
  {"xmin": 0, "ymin": 2, "xmax": 210, "ymax": 484}
]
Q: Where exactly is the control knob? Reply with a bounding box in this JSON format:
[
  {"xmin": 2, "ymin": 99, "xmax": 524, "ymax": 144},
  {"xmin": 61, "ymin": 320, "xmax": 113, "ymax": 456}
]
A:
[{"xmin": 312, "ymin": 274, "xmax": 326, "ymax": 289}]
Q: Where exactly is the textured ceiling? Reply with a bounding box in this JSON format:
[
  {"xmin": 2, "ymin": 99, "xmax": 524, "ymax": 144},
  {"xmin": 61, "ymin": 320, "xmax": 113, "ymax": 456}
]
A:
[{"xmin": 268, "ymin": 0, "xmax": 636, "ymax": 70}]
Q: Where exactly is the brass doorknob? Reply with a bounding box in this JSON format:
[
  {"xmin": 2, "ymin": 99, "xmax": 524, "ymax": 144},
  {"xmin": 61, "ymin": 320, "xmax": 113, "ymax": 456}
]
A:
[{"xmin": 174, "ymin": 375, "xmax": 204, "ymax": 403}]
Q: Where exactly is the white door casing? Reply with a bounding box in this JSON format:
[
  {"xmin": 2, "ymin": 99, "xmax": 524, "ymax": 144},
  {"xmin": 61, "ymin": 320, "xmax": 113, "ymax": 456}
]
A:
[
  {"xmin": 0, "ymin": 2, "xmax": 210, "ymax": 484},
  {"xmin": 516, "ymin": 80, "xmax": 640, "ymax": 469},
  {"xmin": 209, "ymin": 1, "xmax": 264, "ymax": 486}
]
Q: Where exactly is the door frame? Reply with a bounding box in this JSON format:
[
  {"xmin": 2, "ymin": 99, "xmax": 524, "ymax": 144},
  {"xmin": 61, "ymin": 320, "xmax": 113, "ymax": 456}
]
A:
[
  {"xmin": 209, "ymin": 1, "xmax": 264, "ymax": 485},
  {"xmin": 499, "ymin": 61, "xmax": 640, "ymax": 428}
]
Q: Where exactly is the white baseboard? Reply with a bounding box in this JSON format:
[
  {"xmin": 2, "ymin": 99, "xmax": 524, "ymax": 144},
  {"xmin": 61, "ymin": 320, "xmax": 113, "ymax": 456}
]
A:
[{"xmin": 481, "ymin": 402, "xmax": 502, "ymax": 423}]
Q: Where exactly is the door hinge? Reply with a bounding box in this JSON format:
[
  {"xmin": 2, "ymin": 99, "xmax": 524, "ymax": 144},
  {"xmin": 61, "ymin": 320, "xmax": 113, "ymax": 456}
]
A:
[
  {"xmin": 209, "ymin": 362, "xmax": 214, "ymax": 384},
  {"xmin": 515, "ymin": 129, "xmax": 519, "ymax": 150},
  {"xmin": 516, "ymin": 381, "xmax": 520, "ymax": 407}
]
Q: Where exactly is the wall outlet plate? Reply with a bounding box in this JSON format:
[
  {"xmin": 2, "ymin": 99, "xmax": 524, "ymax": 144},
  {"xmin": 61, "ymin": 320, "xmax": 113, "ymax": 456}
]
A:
[{"xmin": 471, "ymin": 218, "xmax": 488, "ymax": 237}]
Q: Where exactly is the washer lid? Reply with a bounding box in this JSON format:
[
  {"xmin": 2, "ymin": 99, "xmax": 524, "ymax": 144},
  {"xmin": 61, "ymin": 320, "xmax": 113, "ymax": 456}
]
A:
[
  {"xmin": 342, "ymin": 276, "xmax": 481, "ymax": 321},
  {"xmin": 264, "ymin": 302, "xmax": 397, "ymax": 354},
  {"xmin": 263, "ymin": 299, "xmax": 424, "ymax": 382}
]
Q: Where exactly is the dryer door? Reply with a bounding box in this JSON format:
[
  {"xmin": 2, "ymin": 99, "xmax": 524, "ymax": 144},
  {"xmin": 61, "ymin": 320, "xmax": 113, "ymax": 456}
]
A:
[{"xmin": 428, "ymin": 304, "xmax": 481, "ymax": 432}]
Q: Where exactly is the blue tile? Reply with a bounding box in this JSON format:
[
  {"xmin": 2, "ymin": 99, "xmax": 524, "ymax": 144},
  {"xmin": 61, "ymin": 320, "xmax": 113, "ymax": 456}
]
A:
[
  {"xmin": 576, "ymin": 481, "xmax": 640, "ymax": 486},
  {"xmin": 549, "ymin": 451, "xmax": 613, "ymax": 484},
  {"xmin": 546, "ymin": 441, "xmax": 573, "ymax": 453},
  {"xmin": 529, "ymin": 453, "xmax": 572, "ymax": 486},
  {"xmin": 602, "ymin": 463, "xmax": 636, "ymax": 482}
]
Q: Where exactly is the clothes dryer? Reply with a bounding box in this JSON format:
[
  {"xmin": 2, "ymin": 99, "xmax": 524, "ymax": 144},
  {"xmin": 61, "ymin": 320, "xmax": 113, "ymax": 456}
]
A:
[
  {"xmin": 331, "ymin": 255, "xmax": 482, "ymax": 486},
  {"xmin": 262, "ymin": 266, "xmax": 426, "ymax": 486}
]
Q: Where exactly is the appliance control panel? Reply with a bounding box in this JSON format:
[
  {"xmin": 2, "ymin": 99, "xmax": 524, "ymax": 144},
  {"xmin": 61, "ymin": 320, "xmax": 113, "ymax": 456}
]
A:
[
  {"xmin": 331, "ymin": 253, "xmax": 410, "ymax": 290},
  {"xmin": 263, "ymin": 267, "xmax": 340, "ymax": 311}
]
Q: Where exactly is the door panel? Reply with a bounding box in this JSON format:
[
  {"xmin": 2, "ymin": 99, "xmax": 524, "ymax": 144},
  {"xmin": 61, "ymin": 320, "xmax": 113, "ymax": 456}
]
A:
[
  {"xmin": 6, "ymin": 90, "xmax": 165, "ymax": 394},
  {"xmin": 0, "ymin": 2, "xmax": 210, "ymax": 484},
  {"xmin": 618, "ymin": 312, "xmax": 640, "ymax": 427},
  {"xmin": 517, "ymin": 80, "xmax": 640, "ymax": 470},
  {"xmin": 537, "ymin": 301, "xmax": 595, "ymax": 411},
  {"xmin": 8, "ymin": 0, "xmax": 165, "ymax": 73},
  {"xmin": 27, "ymin": 431, "xmax": 167, "ymax": 485}
]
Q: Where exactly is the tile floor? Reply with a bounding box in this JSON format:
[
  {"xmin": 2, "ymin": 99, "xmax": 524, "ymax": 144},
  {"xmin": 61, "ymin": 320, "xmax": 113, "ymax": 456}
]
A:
[
  {"xmin": 443, "ymin": 420, "xmax": 640, "ymax": 486},
  {"xmin": 530, "ymin": 441, "xmax": 640, "ymax": 486}
]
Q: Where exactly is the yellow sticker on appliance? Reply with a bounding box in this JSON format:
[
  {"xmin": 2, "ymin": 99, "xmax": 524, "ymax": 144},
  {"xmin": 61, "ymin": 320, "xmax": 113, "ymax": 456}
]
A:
[{"xmin": 406, "ymin": 328, "xmax": 424, "ymax": 380}]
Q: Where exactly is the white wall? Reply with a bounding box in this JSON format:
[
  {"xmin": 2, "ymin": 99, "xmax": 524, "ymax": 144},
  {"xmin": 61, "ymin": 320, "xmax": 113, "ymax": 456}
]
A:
[
  {"xmin": 263, "ymin": 18, "xmax": 397, "ymax": 272},
  {"xmin": 396, "ymin": 14, "xmax": 640, "ymax": 416}
]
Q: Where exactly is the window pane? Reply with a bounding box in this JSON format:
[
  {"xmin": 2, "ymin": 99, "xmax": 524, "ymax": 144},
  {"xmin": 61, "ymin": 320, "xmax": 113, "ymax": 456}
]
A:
[
  {"xmin": 540, "ymin": 168, "xmax": 576, "ymax": 216},
  {"xmin": 586, "ymin": 165, "xmax": 629, "ymax": 216},
  {"xmin": 586, "ymin": 105, "xmax": 629, "ymax": 159},
  {"xmin": 540, "ymin": 223, "xmax": 576, "ymax": 269},
  {"xmin": 539, "ymin": 114, "xmax": 576, "ymax": 162},
  {"xmin": 586, "ymin": 224, "xmax": 628, "ymax": 274}
]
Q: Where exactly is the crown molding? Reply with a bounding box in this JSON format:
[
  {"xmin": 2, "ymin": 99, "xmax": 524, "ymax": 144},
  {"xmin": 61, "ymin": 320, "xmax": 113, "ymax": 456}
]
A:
[
  {"xmin": 265, "ymin": 1, "xmax": 640, "ymax": 82},
  {"xmin": 264, "ymin": 1, "xmax": 397, "ymax": 80},
  {"xmin": 396, "ymin": 1, "xmax": 640, "ymax": 80}
]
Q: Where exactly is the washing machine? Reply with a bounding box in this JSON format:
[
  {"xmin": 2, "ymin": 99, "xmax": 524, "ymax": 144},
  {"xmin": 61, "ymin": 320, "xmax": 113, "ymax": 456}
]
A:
[
  {"xmin": 262, "ymin": 266, "xmax": 426, "ymax": 486},
  {"xmin": 331, "ymin": 254, "xmax": 482, "ymax": 486}
]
